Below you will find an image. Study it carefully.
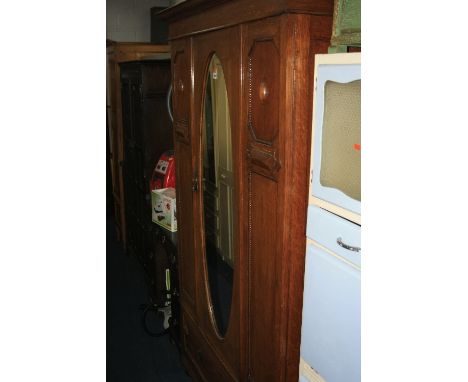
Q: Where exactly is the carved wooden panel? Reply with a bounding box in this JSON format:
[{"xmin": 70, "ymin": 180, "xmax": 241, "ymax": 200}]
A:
[
  {"xmin": 246, "ymin": 19, "xmax": 282, "ymax": 181},
  {"xmin": 248, "ymin": 39, "xmax": 280, "ymax": 144},
  {"xmin": 245, "ymin": 16, "xmax": 284, "ymax": 381},
  {"xmin": 247, "ymin": 145, "xmax": 280, "ymax": 180},
  {"xmin": 172, "ymin": 40, "xmax": 191, "ymax": 144},
  {"xmin": 174, "ymin": 119, "xmax": 190, "ymax": 144}
]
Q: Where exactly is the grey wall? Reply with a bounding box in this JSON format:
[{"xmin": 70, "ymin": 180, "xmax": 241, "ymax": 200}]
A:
[{"xmin": 106, "ymin": 0, "xmax": 172, "ymax": 42}]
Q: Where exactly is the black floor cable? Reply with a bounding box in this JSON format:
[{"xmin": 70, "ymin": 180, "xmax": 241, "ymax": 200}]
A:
[
  {"xmin": 138, "ymin": 229, "xmax": 180, "ymax": 340},
  {"xmin": 140, "ymin": 303, "xmax": 170, "ymax": 337}
]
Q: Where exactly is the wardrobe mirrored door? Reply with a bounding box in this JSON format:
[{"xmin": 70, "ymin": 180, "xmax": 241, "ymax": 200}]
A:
[{"xmin": 201, "ymin": 54, "xmax": 235, "ymax": 338}]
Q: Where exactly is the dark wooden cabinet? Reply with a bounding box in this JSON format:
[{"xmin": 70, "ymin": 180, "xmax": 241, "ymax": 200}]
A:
[
  {"xmin": 160, "ymin": 1, "xmax": 333, "ymax": 381},
  {"xmin": 120, "ymin": 60, "xmax": 173, "ymax": 289},
  {"xmin": 106, "ymin": 42, "xmax": 170, "ymax": 246}
]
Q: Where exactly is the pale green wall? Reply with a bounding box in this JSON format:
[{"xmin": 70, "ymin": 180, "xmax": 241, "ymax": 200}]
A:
[{"xmin": 106, "ymin": 0, "xmax": 171, "ymax": 42}]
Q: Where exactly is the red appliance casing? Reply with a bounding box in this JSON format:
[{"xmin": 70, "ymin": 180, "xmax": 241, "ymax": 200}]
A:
[{"xmin": 150, "ymin": 150, "xmax": 176, "ymax": 191}]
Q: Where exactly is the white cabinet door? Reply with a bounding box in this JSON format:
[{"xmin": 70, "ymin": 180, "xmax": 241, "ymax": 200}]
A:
[
  {"xmin": 310, "ymin": 53, "xmax": 361, "ymax": 218},
  {"xmin": 300, "ymin": 243, "xmax": 361, "ymax": 382}
]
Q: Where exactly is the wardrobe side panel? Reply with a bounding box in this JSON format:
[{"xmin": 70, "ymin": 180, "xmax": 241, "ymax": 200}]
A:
[
  {"xmin": 245, "ymin": 17, "xmax": 284, "ymax": 381},
  {"xmin": 172, "ymin": 38, "xmax": 197, "ymax": 316}
]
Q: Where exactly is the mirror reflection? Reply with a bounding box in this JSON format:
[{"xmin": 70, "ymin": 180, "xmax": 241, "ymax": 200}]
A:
[{"xmin": 202, "ymin": 54, "xmax": 235, "ymax": 337}]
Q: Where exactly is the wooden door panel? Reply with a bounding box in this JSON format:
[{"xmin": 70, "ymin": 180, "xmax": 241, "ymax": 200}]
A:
[
  {"xmin": 176, "ymin": 140, "xmax": 197, "ymax": 314},
  {"xmin": 244, "ymin": 17, "xmax": 285, "ymax": 381},
  {"xmin": 248, "ymin": 173, "xmax": 281, "ymax": 381},
  {"xmin": 182, "ymin": 311, "xmax": 236, "ymax": 382},
  {"xmin": 191, "ymin": 26, "xmax": 243, "ymax": 380},
  {"xmin": 172, "ymin": 39, "xmax": 191, "ymax": 144},
  {"xmin": 171, "ymin": 38, "xmax": 197, "ymax": 317}
]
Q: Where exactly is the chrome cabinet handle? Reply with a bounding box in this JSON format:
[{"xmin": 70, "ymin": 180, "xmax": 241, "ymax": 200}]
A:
[
  {"xmin": 337, "ymin": 237, "xmax": 361, "ymax": 253},
  {"xmin": 166, "ymin": 83, "xmax": 174, "ymax": 123}
]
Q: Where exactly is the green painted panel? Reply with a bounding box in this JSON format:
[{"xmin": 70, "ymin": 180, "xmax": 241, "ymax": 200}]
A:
[{"xmin": 331, "ymin": 0, "xmax": 361, "ymax": 47}]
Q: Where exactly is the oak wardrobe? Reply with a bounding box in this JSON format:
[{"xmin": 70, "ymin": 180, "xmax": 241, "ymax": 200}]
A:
[{"xmin": 159, "ymin": 1, "xmax": 333, "ymax": 380}]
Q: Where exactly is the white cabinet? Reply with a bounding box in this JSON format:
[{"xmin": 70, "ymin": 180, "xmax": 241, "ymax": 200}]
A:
[
  {"xmin": 306, "ymin": 205, "xmax": 360, "ymax": 267},
  {"xmin": 300, "ymin": 242, "xmax": 360, "ymax": 382},
  {"xmin": 300, "ymin": 52, "xmax": 361, "ymax": 382},
  {"xmin": 309, "ymin": 53, "xmax": 361, "ymax": 225},
  {"xmin": 300, "ymin": 206, "xmax": 361, "ymax": 382}
]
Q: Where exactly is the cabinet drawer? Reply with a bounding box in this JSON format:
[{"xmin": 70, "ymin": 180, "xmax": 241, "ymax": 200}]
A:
[
  {"xmin": 301, "ymin": 243, "xmax": 360, "ymax": 382},
  {"xmin": 306, "ymin": 205, "xmax": 361, "ymax": 267},
  {"xmin": 182, "ymin": 312, "xmax": 233, "ymax": 382}
]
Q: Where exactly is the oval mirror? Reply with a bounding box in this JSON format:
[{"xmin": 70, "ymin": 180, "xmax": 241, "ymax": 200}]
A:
[{"xmin": 202, "ymin": 54, "xmax": 235, "ymax": 337}]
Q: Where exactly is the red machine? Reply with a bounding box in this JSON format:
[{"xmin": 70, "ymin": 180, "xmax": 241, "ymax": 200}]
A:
[{"xmin": 150, "ymin": 150, "xmax": 176, "ymax": 190}]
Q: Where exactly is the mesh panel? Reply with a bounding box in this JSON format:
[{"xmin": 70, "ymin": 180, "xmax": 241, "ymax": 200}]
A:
[{"xmin": 320, "ymin": 80, "xmax": 361, "ymax": 201}]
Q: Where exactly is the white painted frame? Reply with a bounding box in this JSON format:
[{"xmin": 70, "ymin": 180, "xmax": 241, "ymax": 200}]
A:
[{"xmin": 309, "ymin": 53, "xmax": 361, "ymax": 224}]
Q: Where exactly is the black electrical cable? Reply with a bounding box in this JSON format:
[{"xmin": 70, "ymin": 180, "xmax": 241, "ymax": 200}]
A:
[
  {"xmin": 140, "ymin": 303, "xmax": 169, "ymax": 337},
  {"xmin": 139, "ymin": 228, "xmax": 178, "ymax": 338}
]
